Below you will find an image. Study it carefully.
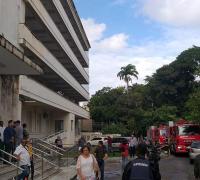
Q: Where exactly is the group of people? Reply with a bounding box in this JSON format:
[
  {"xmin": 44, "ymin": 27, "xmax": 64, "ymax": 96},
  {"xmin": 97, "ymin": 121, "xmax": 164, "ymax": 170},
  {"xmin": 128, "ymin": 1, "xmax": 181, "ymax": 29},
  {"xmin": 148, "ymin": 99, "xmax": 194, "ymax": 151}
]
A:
[
  {"xmin": 0, "ymin": 120, "xmax": 33, "ymax": 180},
  {"xmin": 76, "ymin": 139, "xmax": 108, "ymax": 180},
  {"xmin": 76, "ymin": 134, "xmax": 161, "ymax": 180},
  {"xmin": 121, "ymin": 135, "xmax": 161, "ymax": 180}
]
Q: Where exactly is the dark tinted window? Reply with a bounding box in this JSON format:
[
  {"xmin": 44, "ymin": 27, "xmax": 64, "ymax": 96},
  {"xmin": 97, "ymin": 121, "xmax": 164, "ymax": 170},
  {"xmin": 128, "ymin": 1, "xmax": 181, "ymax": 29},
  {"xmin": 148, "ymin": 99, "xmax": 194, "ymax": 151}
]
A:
[
  {"xmin": 178, "ymin": 125, "xmax": 200, "ymax": 135},
  {"xmin": 92, "ymin": 138, "xmax": 101, "ymax": 140},
  {"xmin": 112, "ymin": 138, "xmax": 127, "ymax": 143},
  {"xmin": 191, "ymin": 142, "xmax": 200, "ymax": 148}
]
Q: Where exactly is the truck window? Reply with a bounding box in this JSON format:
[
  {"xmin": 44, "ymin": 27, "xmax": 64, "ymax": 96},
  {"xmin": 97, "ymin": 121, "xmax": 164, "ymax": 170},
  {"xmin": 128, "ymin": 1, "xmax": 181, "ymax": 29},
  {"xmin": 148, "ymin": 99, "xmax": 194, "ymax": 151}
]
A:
[{"xmin": 178, "ymin": 125, "xmax": 200, "ymax": 135}]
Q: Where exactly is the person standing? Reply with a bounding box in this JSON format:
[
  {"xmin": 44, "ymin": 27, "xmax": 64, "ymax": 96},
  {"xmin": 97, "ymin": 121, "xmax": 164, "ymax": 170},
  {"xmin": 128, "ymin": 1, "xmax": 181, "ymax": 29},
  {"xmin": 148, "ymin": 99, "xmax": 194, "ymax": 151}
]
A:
[
  {"xmin": 22, "ymin": 123, "xmax": 29, "ymax": 139},
  {"xmin": 122, "ymin": 143, "xmax": 154, "ymax": 180},
  {"xmin": 78, "ymin": 136, "xmax": 86, "ymax": 151},
  {"xmin": 3, "ymin": 120, "xmax": 15, "ymax": 162},
  {"xmin": 94, "ymin": 141, "xmax": 108, "ymax": 180},
  {"xmin": 15, "ymin": 120, "xmax": 23, "ymax": 146},
  {"xmin": 14, "ymin": 138, "xmax": 31, "ymax": 180},
  {"xmin": 107, "ymin": 136, "xmax": 112, "ymax": 153},
  {"xmin": 129, "ymin": 135, "xmax": 138, "ymax": 158},
  {"xmin": 76, "ymin": 145, "xmax": 99, "ymax": 180},
  {"xmin": 55, "ymin": 136, "xmax": 63, "ymax": 148},
  {"xmin": 27, "ymin": 139, "xmax": 34, "ymax": 180},
  {"xmin": 194, "ymin": 154, "xmax": 200, "ymax": 180},
  {"xmin": 0, "ymin": 121, "xmax": 5, "ymax": 161},
  {"xmin": 120, "ymin": 139, "xmax": 129, "ymax": 171}
]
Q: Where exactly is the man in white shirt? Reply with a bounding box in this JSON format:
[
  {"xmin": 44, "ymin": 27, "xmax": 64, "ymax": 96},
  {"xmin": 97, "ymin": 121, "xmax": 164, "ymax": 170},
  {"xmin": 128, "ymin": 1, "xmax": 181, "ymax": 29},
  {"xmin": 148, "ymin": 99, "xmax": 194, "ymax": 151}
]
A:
[
  {"xmin": 14, "ymin": 138, "xmax": 31, "ymax": 180},
  {"xmin": 129, "ymin": 135, "xmax": 138, "ymax": 158},
  {"xmin": 0, "ymin": 121, "xmax": 5, "ymax": 161}
]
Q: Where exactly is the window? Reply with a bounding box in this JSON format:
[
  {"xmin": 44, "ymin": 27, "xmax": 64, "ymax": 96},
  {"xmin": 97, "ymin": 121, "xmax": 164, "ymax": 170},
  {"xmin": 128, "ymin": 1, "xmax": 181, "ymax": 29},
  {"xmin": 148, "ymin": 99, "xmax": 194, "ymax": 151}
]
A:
[
  {"xmin": 191, "ymin": 141, "xmax": 200, "ymax": 148},
  {"xmin": 71, "ymin": 120, "xmax": 73, "ymax": 131},
  {"xmin": 178, "ymin": 125, "xmax": 200, "ymax": 135},
  {"xmin": 92, "ymin": 138, "xmax": 101, "ymax": 141},
  {"xmin": 55, "ymin": 120, "xmax": 64, "ymax": 132}
]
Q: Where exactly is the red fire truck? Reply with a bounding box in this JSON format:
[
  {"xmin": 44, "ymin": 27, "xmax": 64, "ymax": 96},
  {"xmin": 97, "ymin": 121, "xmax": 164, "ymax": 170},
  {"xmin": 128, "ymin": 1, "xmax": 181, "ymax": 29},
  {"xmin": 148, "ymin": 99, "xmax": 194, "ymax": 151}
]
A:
[
  {"xmin": 169, "ymin": 119, "xmax": 200, "ymax": 154},
  {"xmin": 147, "ymin": 125, "xmax": 169, "ymax": 145}
]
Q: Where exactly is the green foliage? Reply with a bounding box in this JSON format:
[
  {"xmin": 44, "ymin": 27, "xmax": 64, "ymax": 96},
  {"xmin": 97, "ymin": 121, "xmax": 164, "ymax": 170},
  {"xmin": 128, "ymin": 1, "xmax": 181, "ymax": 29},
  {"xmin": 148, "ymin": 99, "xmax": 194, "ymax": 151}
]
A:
[
  {"xmin": 117, "ymin": 64, "xmax": 138, "ymax": 88},
  {"xmin": 186, "ymin": 87, "xmax": 200, "ymax": 122},
  {"xmin": 101, "ymin": 123, "xmax": 129, "ymax": 135},
  {"xmin": 146, "ymin": 46, "xmax": 200, "ymax": 115},
  {"xmin": 90, "ymin": 46, "xmax": 200, "ymax": 135}
]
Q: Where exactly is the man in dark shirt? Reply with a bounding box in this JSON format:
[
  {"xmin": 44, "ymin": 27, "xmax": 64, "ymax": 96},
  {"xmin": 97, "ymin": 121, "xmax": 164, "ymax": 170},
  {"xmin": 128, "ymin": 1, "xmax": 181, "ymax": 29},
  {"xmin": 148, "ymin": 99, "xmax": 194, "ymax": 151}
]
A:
[
  {"xmin": 95, "ymin": 141, "xmax": 108, "ymax": 180},
  {"xmin": 3, "ymin": 120, "xmax": 15, "ymax": 162},
  {"xmin": 122, "ymin": 143, "xmax": 154, "ymax": 180},
  {"xmin": 194, "ymin": 154, "xmax": 200, "ymax": 179}
]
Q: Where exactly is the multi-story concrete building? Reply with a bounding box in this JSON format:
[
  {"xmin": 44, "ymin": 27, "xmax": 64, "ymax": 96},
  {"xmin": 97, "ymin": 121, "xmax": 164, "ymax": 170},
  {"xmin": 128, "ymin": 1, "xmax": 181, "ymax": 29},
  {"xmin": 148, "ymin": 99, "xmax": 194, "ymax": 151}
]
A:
[{"xmin": 0, "ymin": 0, "xmax": 90, "ymax": 145}]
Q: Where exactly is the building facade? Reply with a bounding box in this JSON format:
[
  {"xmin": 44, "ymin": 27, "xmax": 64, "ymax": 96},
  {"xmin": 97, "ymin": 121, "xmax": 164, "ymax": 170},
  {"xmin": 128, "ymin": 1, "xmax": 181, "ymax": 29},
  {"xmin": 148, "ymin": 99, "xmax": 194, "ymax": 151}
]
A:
[{"xmin": 0, "ymin": 0, "xmax": 90, "ymax": 145}]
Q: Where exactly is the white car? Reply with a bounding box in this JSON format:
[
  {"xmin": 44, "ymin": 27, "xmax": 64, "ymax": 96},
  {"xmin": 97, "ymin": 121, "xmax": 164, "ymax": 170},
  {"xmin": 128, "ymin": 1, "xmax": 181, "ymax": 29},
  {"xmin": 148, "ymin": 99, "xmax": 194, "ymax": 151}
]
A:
[
  {"xmin": 112, "ymin": 137, "xmax": 129, "ymax": 151},
  {"xmin": 87, "ymin": 137, "xmax": 108, "ymax": 146},
  {"xmin": 189, "ymin": 141, "xmax": 200, "ymax": 164}
]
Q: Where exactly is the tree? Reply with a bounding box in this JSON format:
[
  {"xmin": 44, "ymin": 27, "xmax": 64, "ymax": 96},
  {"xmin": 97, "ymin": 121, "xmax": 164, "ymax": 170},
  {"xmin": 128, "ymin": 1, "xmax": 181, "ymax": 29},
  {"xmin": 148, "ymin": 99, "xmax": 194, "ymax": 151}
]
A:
[
  {"xmin": 145, "ymin": 46, "xmax": 200, "ymax": 116},
  {"xmin": 117, "ymin": 64, "xmax": 138, "ymax": 91},
  {"xmin": 185, "ymin": 87, "xmax": 200, "ymax": 123}
]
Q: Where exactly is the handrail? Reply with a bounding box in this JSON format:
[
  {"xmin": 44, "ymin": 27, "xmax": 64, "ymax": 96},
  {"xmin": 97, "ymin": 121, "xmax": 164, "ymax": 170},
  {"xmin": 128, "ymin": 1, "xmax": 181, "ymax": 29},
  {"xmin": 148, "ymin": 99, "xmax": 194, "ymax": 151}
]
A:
[
  {"xmin": 37, "ymin": 143, "xmax": 63, "ymax": 156},
  {"xmin": 32, "ymin": 146, "xmax": 51, "ymax": 157},
  {"xmin": 32, "ymin": 152, "xmax": 59, "ymax": 168},
  {"xmin": 38, "ymin": 138, "xmax": 65, "ymax": 152},
  {"xmin": 42, "ymin": 130, "xmax": 64, "ymax": 140},
  {"xmin": 0, "ymin": 149, "xmax": 41, "ymax": 175},
  {"xmin": 0, "ymin": 157, "xmax": 23, "ymax": 171},
  {"xmin": 0, "ymin": 149, "xmax": 18, "ymax": 160}
]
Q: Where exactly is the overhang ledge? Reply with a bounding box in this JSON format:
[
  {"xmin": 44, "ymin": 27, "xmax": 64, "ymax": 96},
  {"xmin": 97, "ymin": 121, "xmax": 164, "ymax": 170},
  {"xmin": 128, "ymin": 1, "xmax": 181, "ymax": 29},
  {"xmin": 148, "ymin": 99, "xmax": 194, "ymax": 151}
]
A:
[{"xmin": 0, "ymin": 35, "xmax": 43, "ymax": 75}]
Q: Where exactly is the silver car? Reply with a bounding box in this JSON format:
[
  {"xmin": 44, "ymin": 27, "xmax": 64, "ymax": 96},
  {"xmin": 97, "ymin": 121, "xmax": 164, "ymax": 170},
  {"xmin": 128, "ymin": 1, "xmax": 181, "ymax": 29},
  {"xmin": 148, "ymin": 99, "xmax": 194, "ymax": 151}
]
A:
[{"xmin": 189, "ymin": 141, "xmax": 200, "ymax": 164}]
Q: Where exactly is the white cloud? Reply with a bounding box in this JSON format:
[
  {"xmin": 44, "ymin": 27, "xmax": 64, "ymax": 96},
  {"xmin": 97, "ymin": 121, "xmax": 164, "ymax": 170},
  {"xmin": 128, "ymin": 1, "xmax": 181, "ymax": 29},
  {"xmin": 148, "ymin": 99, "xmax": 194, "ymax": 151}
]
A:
[
  {"xmin": 81, "ymin": 18, "xmax": 106, "ymax": 43},
  {"xmin": 94, "ymin": 33, "xmax": 129, "ymax": 53},
  {"xmin": 82, "ymin": 18, "xmax": 200, "ymax": 95},
  {"xmin": 141, "ymin": 0, "xmax": 200, "ymax": 27}
]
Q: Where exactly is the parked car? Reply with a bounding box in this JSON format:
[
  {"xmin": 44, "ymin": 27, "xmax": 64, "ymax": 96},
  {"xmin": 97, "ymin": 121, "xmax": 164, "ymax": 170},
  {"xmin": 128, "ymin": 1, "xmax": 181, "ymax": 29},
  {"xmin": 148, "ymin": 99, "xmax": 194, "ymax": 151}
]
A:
[
  {"xmin": 87, "ymin": 137, "xmax": 108, "ymax": 146},
  {"xmin": 189, "ymin": 141, "xmax": 200, "ymax": 164},
  {"xmin": 112, "ymin": 137, "xmax": 129, "ymax": 151}
]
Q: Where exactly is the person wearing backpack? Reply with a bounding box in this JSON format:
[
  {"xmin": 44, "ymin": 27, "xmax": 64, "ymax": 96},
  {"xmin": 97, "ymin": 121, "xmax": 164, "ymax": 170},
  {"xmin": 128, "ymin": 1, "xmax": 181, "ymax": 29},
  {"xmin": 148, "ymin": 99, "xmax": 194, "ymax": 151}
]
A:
[{"xmin": 122, "ymin": 143, "xmax": 154, "ymax": 180}]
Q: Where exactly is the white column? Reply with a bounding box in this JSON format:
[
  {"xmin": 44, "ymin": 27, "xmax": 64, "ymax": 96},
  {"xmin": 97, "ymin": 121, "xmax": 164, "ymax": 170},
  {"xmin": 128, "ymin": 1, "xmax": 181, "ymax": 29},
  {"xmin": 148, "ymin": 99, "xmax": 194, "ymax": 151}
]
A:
[{"xmin": 63, "ymin": 112, "xmax": 75, "ymax": 145}]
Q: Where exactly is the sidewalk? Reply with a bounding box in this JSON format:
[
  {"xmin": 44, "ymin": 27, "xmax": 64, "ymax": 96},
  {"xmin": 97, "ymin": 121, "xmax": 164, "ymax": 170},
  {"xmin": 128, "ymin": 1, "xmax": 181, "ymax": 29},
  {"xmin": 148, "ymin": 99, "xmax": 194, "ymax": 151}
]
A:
[{"xmin": 50, "ymin": 157, "xmax": 122, "ymax": 180}]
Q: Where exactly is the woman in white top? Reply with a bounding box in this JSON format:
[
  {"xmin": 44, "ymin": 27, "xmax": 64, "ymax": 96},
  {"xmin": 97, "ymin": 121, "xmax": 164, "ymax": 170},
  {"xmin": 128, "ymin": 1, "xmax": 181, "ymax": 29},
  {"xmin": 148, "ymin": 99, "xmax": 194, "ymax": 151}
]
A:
[{"xmin": 76, "ymin": 145, "xmax": 99, "ymax": 180}]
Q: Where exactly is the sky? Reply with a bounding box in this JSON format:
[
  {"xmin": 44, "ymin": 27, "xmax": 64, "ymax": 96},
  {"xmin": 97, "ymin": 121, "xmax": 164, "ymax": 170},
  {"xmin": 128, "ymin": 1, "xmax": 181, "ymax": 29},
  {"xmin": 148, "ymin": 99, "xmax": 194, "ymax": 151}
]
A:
[{"xmin": 74, "ymin": 0, "xmax": 200, "ymax": 95}]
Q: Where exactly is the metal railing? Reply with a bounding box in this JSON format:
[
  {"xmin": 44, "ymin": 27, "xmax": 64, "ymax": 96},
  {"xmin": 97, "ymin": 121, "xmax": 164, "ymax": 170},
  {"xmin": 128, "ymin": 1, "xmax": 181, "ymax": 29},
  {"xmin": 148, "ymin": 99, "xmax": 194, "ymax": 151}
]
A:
[
  {"xmin": 37, "ymin": 143, "xmax": 64, "ymax": 156},
  {"xmin": 38, "ymin": 138, "xmax": 65, "ymax": 152},
  {"xmin": 0, "ymin": 149, "xmax": 41, "ymax": 176},
  {"xmin": 65, "ymin": 145, "xmax": 79, "ymax": 166},
  {"xmin": 32, "ymin": 150, "xmax": 59, "ymax": 179},
  {"xmin": 0, "ymin": 149, "xmax": 28, "ymax": 179},
  {"xmin": 0, "ymin": 147, "xmax": 59, "ymax": 180},
  {"xmin": 42, "ymin": 130, "xmax": 64, "ymax": 141}
]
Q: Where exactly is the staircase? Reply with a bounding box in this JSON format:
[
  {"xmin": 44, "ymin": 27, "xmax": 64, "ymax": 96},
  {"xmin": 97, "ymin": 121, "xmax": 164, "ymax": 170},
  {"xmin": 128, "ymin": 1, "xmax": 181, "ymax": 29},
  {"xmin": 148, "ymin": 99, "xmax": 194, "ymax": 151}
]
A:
[
  {"xmin": 0, "ymin": 132, "xmax": 79, "ymax": 180},
  {"xmin": 0, "ymin": 151, "xmax": 62, "ymax": 180}
]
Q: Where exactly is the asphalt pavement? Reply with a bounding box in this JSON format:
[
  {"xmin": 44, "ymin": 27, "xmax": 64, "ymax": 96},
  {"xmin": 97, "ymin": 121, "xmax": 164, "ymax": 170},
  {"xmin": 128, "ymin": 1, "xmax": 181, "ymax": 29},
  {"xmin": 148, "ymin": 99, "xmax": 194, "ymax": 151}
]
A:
[{"xmin": 104, "ymin": 155, "xmax": 195, "ymax": 180}]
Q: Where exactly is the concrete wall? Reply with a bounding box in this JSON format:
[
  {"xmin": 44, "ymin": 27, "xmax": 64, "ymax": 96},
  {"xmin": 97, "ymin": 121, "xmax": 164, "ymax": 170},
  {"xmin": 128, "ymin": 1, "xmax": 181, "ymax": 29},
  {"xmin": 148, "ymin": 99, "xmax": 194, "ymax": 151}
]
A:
[
  {"xmin": 21, "ymin": 105, "xmax": 53, "ymax": 138},
  {"xmin": 0, "ymin": 75, "xmax": 21, "ymax": 123},
  {"xmin": 81, "ymin": 119, "xmax": 93, "ymax": 132},
  {"xmin": 0, "ymin": 0, "xmax": 24, "ymax": 48}
]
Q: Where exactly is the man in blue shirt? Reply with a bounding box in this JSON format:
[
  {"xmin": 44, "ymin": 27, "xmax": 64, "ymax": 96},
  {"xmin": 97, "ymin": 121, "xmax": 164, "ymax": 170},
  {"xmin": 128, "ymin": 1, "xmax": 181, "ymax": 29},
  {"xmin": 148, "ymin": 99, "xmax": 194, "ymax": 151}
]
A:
[
  {"xmin": 3, "ymin": 120, "xmax": 15, "ymax": 162},
  {"xmin": 122, "ymin": 143, "xmax": 154, "ymax": 180}
]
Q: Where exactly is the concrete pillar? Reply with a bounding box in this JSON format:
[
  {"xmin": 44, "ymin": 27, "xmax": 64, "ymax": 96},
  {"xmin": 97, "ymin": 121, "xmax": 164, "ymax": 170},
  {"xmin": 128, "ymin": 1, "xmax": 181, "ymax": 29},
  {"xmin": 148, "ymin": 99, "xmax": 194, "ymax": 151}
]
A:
[
  {"xmin": 0, "ymin": 75, "xmax": 20, "ymax": 123},
  {"xmin": 63, "ymin": 112, "xmax": 75, "ymax": 145}
]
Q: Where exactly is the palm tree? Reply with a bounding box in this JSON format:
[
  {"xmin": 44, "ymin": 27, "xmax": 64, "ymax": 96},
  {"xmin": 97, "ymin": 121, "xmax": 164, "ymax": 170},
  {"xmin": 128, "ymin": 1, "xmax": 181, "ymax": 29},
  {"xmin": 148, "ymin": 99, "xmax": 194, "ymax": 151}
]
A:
[{"xmin": 117, "ymin": 64, "xmax": 138, "ymax": 91}]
